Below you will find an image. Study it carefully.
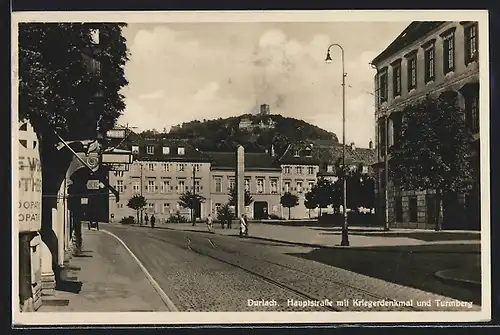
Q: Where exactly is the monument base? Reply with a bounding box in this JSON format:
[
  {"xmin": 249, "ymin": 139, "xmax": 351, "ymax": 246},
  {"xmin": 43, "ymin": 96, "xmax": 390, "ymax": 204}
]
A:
[{"xmin": 41, "ymin": 272, "xmax": 56, "ymax": 296}]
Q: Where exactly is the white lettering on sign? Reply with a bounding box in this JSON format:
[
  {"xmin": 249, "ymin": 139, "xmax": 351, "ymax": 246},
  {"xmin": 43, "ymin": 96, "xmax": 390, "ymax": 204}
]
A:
[{"xmin": 18, "ymin": 120, "xmax": 42, "ymax": 233}]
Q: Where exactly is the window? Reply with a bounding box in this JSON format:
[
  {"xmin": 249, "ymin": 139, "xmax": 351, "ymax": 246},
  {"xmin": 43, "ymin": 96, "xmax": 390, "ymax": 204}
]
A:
[
  {"xmin": 148, "ymin": 203, "xmax": 155, "ymax": 212},
  {"xmin": 257, "ymin": 178, "xmax": 264, "ymax": 193},
  {"xmin": 392, "ymin": 62, "xmax": 402, "ymax": 97},
  {"xmin": 147, "ymin": 145, "xmax": 154, "ymax": 155},
  {"xmin": 163, "ymin": 203, "xmax": 170, "ymax": 214},
  {"xmin": 194, "ymin": 180, "xmax": 201, "ymax": 193},
  {"xmin": 469, "ymin": 93, "xmax": 480, "ymax": 133},
  {"xmin": 296, "ymin": 166, "xmax": 303, "ymax": 174},
  {"xmin": 296, "ymin": 181, "xmax": 303, "ymax": 193},
  {"xmin": 147, "ymin": 179, "xmax": 156, "ymax": 193},
  {"xmin": 178, "ymin": 180, "xmax": 185, "ymax": 193},
  {"xmin": 424, "ymin": 44, "xmax": 435, "ymax": 83},
  {"xmin": 162, "ymin": 163, "xmax": 169, "ymax": 172},
  {"xmin": 378, "ymin": 118, "xmax": 387, "ymax": 156},
  {"xmin": 443, "ymin": 32, "xmax": 455, "ymax": 73},
  {"xmin": 304, "ymin": 148, "xmax": 312, "ymax": 157},
  {"xmin": 378, "ymin": 69, "xmax": 388, "ymax": 103},
  {"xmin": 409, "ymin": 196, "xmax": 418, "ymax": 222},
  {"xmin": 271, "ymin": 179, "xmax": 278, "ymax": 194},
  {"xmin": 327, "ymin": 165, "xmax": 335, "ymax": 173},
  {"xmin": 132, "ymin": 181, "xmax": 140, "ymax": 193},
  {"xmin": 465, "ymin": 24, "xmax": 478, "ymax": 64},
  {"xmin": 178, "ymin": 164, "xmax": 185, "ymax": 172},
  {"xmin": 215, "ymin": 177, "xmax": 222, "ymax": 193},
  {"xmin": 161, "ymin": 179, "xmax": 170, "ymax": 193},
  {"xmin": 116, "ymin": 180, "xmax": 124, "ymax": 193},
  {"xmin": 284, "ymin": 181, "xmax": 291, "ymax": 193},
  {"xmin": 114, "ymin": 171, "xmax": 124, "ymax": 177},
  {"xmin": 362, "ymin": 166, "xmax": 369, "ymax": 174},
  {"xmin": 284, "ymin": 166, "xmax": 291, "ymax": 174},
  {"xmin": 392, "ymin": 113, "xmax": 403, "ymax": 146},
  {"xmin": 148, "ymin": 163, "xmax": 154, "ymax": 171},
  {"xmin": 407, "ymin": 55, "xmax": 417, "ymax": 90},
  {"xmin": 229, "ymin": 178, "xmax": 235, "ymax": 190},
  {"xmin": 308, "ymin": 181, "xmax": 314, "ymax": 191},
  {"xmin": 193, "ymin": 164, "xmax": 200, "ymax": 172},
  {"xmin": 308, "ymin": 167, "xmax": 315, "ymax": 175},
  {"xmin": 178, "ymin": 147, "xmax": 185, "ymax": 155},
  {"xmin": 395, "ymin": 197, "xmax": 403, "ymax": 222},
  {"xmin": 163, "ymin": 146, "xmax": 170, "ymax": 155},
  {"xmin": 244, "ymin": 179, "xmax": 250, "ymax": 191},
  {"xmin": 293, "ymin": 150, "xmax": 300, "ymax": 157},
  {"xmin": 132, "ymin": 145, "xmax": 139, "ymax": 154}
]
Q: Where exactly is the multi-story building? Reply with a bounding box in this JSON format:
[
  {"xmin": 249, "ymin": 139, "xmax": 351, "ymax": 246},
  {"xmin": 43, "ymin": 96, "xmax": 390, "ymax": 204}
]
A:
[
  {"xmin": 108, "ymin": 138, "xmax": 212, "ymax": 223},
  {"xmin": 371, "ymin": 21, "xmax": 480, "ymax": 229},
  {"xmin": 108, "ymin": 133, "xmax": 377, "ymax": 222},
  {"xmin": 279, "ymin": 140, "xmax": 376, "ymax": 218}
]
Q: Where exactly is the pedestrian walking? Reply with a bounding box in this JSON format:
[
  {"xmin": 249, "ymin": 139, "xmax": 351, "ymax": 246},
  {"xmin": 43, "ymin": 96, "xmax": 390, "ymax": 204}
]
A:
[
  {"xmin": 206, "ymin": 214, "xmax": 213, "ymax": 232},
  {"xmin": 150, "ymin": 214, "xmax": 156, "ymax": 229},
  {"xmin": 144, "ymin": 213, "xmax": 149, "ymax": 227}
]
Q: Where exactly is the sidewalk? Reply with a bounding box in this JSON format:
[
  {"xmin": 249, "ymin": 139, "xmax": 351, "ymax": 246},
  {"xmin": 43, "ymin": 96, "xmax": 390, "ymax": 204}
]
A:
[
  {"xmin": 37, "ymin": 229, "xmax": 169, "ymax": 312},
  {"xmin": 147, "ymin": 221, "xmax": 481, "ymax": 249}
]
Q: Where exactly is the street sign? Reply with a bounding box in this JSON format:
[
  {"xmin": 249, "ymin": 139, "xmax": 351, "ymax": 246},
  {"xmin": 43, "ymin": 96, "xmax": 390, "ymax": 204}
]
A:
[
  {"xmin": 86, "ymin": 180, "xmax": 105, "ymax": 190},
  {"xmin": 109, "ymin": 163, "xmax": 130, "ymax": 172},
  {"xmin": 106, "ymin": 129, "xmax": 126, "ymax": 139},
  {"xmin": 102, "ymin": 152, "xmax": 133, "ymax": 164},
  {"xmin": 81, "ymin": 197, "xmax": 88, "ymax": 205}
]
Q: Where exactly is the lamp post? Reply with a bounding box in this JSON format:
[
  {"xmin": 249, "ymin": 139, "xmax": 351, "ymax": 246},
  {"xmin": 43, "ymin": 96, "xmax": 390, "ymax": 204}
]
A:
[{"xmin": 325, "ymin": 43, "xmax": 349, "ymax": 247}]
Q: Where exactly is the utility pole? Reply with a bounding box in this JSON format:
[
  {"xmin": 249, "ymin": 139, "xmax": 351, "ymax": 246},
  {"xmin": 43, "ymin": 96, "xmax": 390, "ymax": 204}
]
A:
[{"xmin": 192, "ymin": 164, "xmax": 196, "ymax": 226}]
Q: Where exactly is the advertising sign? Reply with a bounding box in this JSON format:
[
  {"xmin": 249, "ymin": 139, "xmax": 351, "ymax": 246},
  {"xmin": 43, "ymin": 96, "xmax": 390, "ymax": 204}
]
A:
[{"xmin": 18, "ymin": 120, "xmax": 42, "ymax": 233}]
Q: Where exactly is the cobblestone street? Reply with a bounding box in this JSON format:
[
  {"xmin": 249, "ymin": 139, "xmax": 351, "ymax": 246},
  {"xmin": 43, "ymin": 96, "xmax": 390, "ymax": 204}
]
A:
[{"xmin": 102, "ymin": 224, "xmax": 481, "ymax": 312}]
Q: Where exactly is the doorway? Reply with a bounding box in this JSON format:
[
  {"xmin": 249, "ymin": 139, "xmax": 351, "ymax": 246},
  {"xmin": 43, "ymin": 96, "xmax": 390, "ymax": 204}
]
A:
[{"xmin": 253, "ymin": 201, "xmax": 269, "ymax": 219}]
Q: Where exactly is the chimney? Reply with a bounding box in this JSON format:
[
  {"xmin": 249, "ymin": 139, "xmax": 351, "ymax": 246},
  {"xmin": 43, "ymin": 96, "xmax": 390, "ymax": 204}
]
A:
[
  {"xmin": 350, "ymin": 142, "xmax": 356, "ymax": 150},
  {"xmin": 369, "ymin": 140, "xmax": 373, "ymax": 149}
]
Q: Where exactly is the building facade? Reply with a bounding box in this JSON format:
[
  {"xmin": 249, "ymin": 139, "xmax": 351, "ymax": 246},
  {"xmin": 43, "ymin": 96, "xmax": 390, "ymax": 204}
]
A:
[
  {"xmin": 108, "ymin": 134, "xmax": 377, "ymax": 222},
  {"xmin": 371, "ymin": 21, "xmax": 480, "ymax": 229}
]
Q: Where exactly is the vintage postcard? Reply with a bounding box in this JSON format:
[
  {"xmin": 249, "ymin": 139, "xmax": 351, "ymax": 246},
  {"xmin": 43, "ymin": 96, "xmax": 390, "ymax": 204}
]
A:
[{"xmin": 12, "ymin": 10, "xmax": 491, "ymax": 325}]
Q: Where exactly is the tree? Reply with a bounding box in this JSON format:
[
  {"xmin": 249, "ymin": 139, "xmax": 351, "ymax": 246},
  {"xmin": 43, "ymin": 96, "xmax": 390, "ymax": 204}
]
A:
[
  {"xmin": 178, "ymin": 190, "xmax": 206, "ymax": 226},
  {"xmin": 280, "ymin": 192, "xmax": 299, "ymax": 220},
  {"xmin": 309, "ymin": 178, "xmax": 336, "ymax": 217},
  {"xmin": 216, "ymin": 203, "xmax": 235, "ymax": 228},
  {"xmin": 304, "ymin": 191, "xmax": 318, "ymax": 219},
  {"xmin": 359, "ymin": 173, "xmax": 376, "ymax": 210},
  {"xmin": 228, "ymin": 186, "xmax": 253, "ymax": 207},
  {"xmin": 389, "ymin": 92, "xmax": 473, "ymax": 231},
  {"xmin": 127, "ymin": 195, "xmax": 147, "ymax": 225}
]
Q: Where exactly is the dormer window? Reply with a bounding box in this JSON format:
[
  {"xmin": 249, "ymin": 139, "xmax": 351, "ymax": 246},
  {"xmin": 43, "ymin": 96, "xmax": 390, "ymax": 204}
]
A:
[
  {"xmin": 146, "ymin": 145, "xmax": 154, "ymax": 155},
  {"xmin": 131, "ymin": 145, "xmax": 139, "ymax": 154},
  {"xmin": 178, "ymin": 147, "xmax": 185, "ymax": 155},
  {"xmin": 305, "ymin": 148, "xmax": 312, "ymax": 157},
  {"xmin": 163, "ymin": 146, "xmax": 170, "ymax": 155},
  {"xmin": 294, "ymin": 150, "xmax": 300, "ymax": 157}
]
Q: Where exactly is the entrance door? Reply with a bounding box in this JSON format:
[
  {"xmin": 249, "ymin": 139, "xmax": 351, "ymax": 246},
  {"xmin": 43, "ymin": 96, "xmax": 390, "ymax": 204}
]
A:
[
  {"xmin": 253, "ymin": 201, "xmax": 268, "ymax": 219},
  {"xmin": 194, "ymin": 202, "xmax": 202, "ymax": 219}
]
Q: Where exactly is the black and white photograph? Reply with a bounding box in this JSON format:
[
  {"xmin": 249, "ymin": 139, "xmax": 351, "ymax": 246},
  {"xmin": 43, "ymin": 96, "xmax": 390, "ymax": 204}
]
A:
[{"xmin": 12, "ymin": 10, "xmax": 490, "ymax": 325}]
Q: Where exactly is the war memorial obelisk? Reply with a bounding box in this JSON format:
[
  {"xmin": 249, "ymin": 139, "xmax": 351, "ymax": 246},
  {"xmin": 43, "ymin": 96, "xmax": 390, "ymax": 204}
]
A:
[{"xmin": 235, "ymin": 145, "xmax": 245, "ymax": 218}]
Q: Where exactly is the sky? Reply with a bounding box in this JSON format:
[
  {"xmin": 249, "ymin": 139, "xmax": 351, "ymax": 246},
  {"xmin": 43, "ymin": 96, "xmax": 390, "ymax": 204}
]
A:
[{"xmin": 118, "ymin": 21, "xmax": 411, "ymax": 148}]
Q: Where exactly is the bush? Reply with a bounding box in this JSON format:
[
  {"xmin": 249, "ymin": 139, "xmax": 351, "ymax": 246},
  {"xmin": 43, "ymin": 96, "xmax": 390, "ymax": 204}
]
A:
[
  {"xmin": 120, "ymin": 216, "xmax": 135, "ymax": 225},
  {"xmin": 167, "ymin": 211, "xmax": 189, "ymax": 223},
  {"xmin": 268, "ymin": 214, "xmax": 286, "ymax": 220}
]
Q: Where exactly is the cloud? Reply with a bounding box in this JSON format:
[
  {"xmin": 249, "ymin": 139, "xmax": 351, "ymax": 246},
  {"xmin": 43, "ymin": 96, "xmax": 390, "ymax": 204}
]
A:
[
  {"xmin": 138, "ymin": 90, "xmax": 165, "ymax": 100},
  {"xmin": 120, "ymin": 22, "xmax": 408, "ymax": 147}
]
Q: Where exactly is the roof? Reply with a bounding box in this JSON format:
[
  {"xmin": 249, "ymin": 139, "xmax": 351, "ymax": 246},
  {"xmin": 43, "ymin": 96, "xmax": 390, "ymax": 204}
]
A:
[
  {"xmin": 124, "ymin": 136, "xmax": 212, "ymax": 162},
  {"xmin": 371, "ymin": 21, "xmax": 446, "ymax": 66},
  {"xmin": 279, "ymin": 141, "xmax": 377, "ymax": 166},
  {"xmin": 206, "ymin": 151, "xmax": 281, "ymax": 171}
]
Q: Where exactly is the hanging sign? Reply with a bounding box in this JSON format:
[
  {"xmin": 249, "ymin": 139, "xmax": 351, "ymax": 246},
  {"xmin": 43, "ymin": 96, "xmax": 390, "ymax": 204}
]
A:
[{"xmin": 18, "ymin": 120, "xmax": 42, "ymax": 232}]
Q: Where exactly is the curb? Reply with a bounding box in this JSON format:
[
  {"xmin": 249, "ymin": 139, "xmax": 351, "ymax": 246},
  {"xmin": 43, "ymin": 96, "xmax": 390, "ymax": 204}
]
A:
[
  {"xmin": 101, "ymin": 229, "xmax": 179, "ymax": 312},
  {"xmin": 434, "ymin": 269, "xmax": 481, "ymax": 290}
]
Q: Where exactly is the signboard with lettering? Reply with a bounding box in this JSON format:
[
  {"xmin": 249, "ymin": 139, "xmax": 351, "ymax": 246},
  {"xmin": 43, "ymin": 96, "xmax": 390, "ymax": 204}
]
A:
[
  {"xmin": 87, "ymin": 180, "xmax": 105, "ymax": 190},
  {"xmin": 109, "ymin": 163, "xmax": 130, "ymax": 172},
  {"xmin": 18, "ymin": 120, "xmax": 42, "ymax": 232},
  {"xmin": 81, "ymin": 198, "xmax": 89, "ymax": 205}
]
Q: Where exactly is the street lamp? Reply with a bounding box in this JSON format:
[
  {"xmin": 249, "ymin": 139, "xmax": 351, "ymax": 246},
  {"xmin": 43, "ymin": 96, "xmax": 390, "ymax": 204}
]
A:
[{"xmin": 325, "ymin": 44, "xmax": 349, "ymax": 247}]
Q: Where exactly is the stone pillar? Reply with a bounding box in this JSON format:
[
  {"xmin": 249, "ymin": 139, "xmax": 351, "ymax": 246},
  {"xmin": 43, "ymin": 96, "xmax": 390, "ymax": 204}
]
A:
[
  {"xmin": 30, "ymin": 233, "xmax": 43, "ymax": 310},
  {"xmin": 235, "ymin": 145, "xmax": 245, "ymax": 218},
  {"xmin": 40, "ymin": 239, "xmax": 55, "ymax": 296}
]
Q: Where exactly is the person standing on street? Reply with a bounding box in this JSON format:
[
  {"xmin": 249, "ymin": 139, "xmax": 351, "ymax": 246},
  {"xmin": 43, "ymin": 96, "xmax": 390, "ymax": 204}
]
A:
[
  {"xmin": 150, "ymin": 214, "xmax": 156, "ymax": 229},
  {"xmin": 206, "ymin": 214, "xmax": 213, "ymax": 233},
  {"xmin": 239, "ymin": 214, "xmax": 248, "ymax": 237},
  {"xmin": 144, "ymin": 213, "xmax": 149, "ymax": 227}
]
